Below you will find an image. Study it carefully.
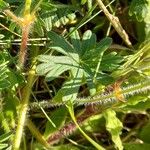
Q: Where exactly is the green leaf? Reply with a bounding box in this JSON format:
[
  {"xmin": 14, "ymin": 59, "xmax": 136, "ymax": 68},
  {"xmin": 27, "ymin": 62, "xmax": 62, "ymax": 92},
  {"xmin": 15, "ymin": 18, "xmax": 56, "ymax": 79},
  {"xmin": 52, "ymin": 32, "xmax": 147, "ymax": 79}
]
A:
[
  {"xmin": 37, "ymin": 30, "xmax": 117, "ymax": 101},
  {"xmin": 101, "ymin": 52, "xmax": 124, "ymax": 72},
  {"xmin": 62, "ymin": 67, "xmax": 83, "ymax": 102},
  {"xmin": 81, "ymin": 30, "xmax": 96, "ymax": 56},
  {"xmin": 129, "ymin": 0, "xmax": 150, "ymax": 41},
  {"xmin": 7, "ymin": 69, "xmax": 24, "ymax": 88},
  {"xmin": 34, "ymin": 17, "xmax": 44, "ymax": 36},
  {"xmin": 124, "ymin": 143, "xmax": 150, "ymax": 150},
  {"xmin": 0, "ymin": 132, "xmax": 12, "ymax": 143},
  {"xmin": 0, "ymin": 62, "xmax": 10, "ymax": 90},
  {"xmin": 70, "ymin": 28, "xmax": 81, "ymax": 55},
  {"xmin": 0, "ymin": 80, "xmax": 10, "ymax": 89},
  {"xmin": 129, "ymin": 0, "xmax": 148, "ymax": 22},
  {"xmin": 95, "ymin": 37, "xmax": 112, "ymax": 54},
  {"xmin": 0, "ymin": 0, "xmax": 9, "ymax": 10},
  {"xmin": 139, "ymin": 121, "xmax": 150, "ymax": 143},
  {"xmin": 0, "ymin": 143, "xmax": 9, "ymax": 149},
  {"xmin": 120, "ymin": 94, "xmax": 149, "ymax": 112},
  {"xmin": 48, "ymin": 31, "xmax": 75, "ymax": 56},
  {"xmin": 36, "ymin": 55, "xmax": 75, "ymax": 81},
  {"xmin": 103, "ymin": 109, "xmax": 123, "ymax": 150},
  {"xmin": 45, "ymin": 65, "xmax": 70, "ymax": 80},
  {"xmin": 0, "ymin": 34, "xmax": 4, "ymax": 39},
  {"xmin": 52, "ymin": 67, "xmax": 83, "ymax": 103},
  {"xmin": 81, "ymin": 0, "xmax": 87, "ymax": 5},
  {"xmin": 82, "ymin": 37, "xmax": 112, "ymax": 61},
  {"xmin": 41, "ymin": 5, "xmax": 76, "ymax": 30},
  {"xmin": 44, "ymin": 107, "xmax": 67, "ymax": 138}
]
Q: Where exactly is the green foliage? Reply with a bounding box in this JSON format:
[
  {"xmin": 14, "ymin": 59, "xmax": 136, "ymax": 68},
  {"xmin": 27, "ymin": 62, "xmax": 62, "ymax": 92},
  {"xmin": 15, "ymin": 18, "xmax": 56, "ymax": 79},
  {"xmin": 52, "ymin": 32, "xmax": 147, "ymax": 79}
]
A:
[
  {"xmin": 37, "ymin": 30, "xmax": 123, "ymax": 103},
  {"xmin": 139, "ymin": 121, "xmax": 150, "ymax": 143},
  {"xmin": 129, "ymin": 0, "xmax": 149, "ymax": 22},
  {"xmin": 103, "ymin": 109, "xmax": 123, "ymax": 150},
  {"xmin": 0, "ymin": 53, "xmax": 10, "ymax": 90},
  {"xmin": 0, "ymin": 132, "xmax": 12, "ymax": 149},
  {"xmin": 129, "ymin": 0, "xmax": 150, "ymax": 41},
  {"xmin": 0, "ymin": 0, "xmax": 9, "ymax": 11},
  {"xmin": 37, "ymin": 30, "xmax": 114, "ymax": 82},
  {"xmin": 0, "ymin": 0, "xmax": 150, "ymax": 149},
  {"xmin": 44, "ymin": 106, "xmax": 67, "ymax": 138},
  {"xmin": 124, "ymin": 143, "xmax": 150, "ymax": 150}
]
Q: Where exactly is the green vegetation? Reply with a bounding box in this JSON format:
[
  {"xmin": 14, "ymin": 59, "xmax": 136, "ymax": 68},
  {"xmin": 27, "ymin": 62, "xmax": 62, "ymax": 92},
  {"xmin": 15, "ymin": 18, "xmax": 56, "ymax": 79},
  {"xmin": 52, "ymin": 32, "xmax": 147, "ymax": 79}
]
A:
[{"xmin": 0, "ymin": 0, "xmax": 149, "ymax": 150}]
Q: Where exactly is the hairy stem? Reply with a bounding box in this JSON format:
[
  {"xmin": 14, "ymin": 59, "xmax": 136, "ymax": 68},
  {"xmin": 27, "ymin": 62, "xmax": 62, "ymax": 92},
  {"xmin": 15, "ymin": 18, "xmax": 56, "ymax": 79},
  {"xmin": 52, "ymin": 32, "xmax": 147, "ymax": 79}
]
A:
[
  {"xmin": 47, "ymin": 105, "xmax": 98, "ymax": 145},
  {"xmin": 18, "ymin": 25, "xmax": 30, "ymax": 69},
  {"xmin": 13, "ymin": 66, "xmax": 36, "ymax": 150},
  {"xmin": 45, "ymin": 79, "xmax": 150, "ymax": 145},
  {"xmin": 30, "ymin": 79, "xmax": 150, "ymax": 109},
  {"xmin": 78, "ymin": 79, "xmax": 150, "ymax": 104}
]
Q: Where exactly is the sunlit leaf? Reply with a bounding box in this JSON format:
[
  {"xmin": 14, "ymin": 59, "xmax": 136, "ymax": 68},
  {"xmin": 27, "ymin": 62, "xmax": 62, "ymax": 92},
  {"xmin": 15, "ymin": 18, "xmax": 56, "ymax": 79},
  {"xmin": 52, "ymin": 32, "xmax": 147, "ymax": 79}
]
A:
[{"xmin": 103, "ymin": 109, "xmax": 123, "ymax": 150}]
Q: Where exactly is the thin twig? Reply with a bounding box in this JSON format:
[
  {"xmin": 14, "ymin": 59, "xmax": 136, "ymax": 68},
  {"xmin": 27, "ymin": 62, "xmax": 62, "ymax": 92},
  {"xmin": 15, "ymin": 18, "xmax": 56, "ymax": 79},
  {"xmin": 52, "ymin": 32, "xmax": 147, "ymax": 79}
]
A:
[{"xmin": 96, "ymin": 0, "xmax": 132, "ymax": 48}]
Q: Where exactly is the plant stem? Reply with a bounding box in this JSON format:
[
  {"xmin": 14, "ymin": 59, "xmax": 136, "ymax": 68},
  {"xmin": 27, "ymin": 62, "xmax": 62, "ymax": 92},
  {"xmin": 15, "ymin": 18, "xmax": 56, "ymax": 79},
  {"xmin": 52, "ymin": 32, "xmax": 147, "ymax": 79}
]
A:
[
  {"xmin": 0, "ymin": 23, "xmax": 21, "ymax": 37},
  {"xmin": 18, "ymin": 25, "xmax": 30, "ymax": 69},
  {"xmin": 24, "ymin": 0, "xmax": 31, "ymax": 16},
  {"xmin": 78, "ymin": 79, "xmax": 150, "ymax": 104},
  {"xmin": 13, "ymin": 66, "xmax": 36, "ymax": 150},
  {"xmin": 47, "ymin": 105, "xmax": 97, "ymax": 145},
  {"xmin": 96, "ymin": 0, "xmax": 132, "ymax": 48},
  {"xmin": 67, "ymin": 102, "xmax": 105, "ymax": 150},
  {"xmin": 27, "ymin": 119, "xmax": 50, "ymax": 148}
]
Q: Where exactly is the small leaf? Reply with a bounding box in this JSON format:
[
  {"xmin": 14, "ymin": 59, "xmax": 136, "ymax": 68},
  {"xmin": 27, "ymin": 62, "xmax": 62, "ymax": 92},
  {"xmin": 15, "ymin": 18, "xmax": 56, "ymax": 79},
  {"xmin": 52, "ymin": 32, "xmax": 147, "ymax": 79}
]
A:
[
  {"xmin": 36, "ymin": 55, "xmax": 75, "ymax": 80},
  {"xmin": 95, "ymin": 37, "xmax": 112, "ymax": 54},
  {"xmin": 0, "ymin": 80, "xmax": 10, "ymax": 89},
  {"xmin": 44, "ymin": 107, "xmax": 67, "ymax": 138},
  {"xmin": 34, "ymin": 18, "xmax": 44, "ymax": 36},
  {"xmin": 43, "ymin": 14, "xmax": 53, "ymax": 31},
  {"xmin": 0, "ymin": 0, "xmax": 9, "ymax": 10},
  {"xmin": 36, "ymin": 63, "xmax": 54, "ymax": 75},
  {"xmin": 101, "ymin": 52, "xmax": 124, "ymax": 71},
  {"xmin": 0, "ymin": 62, "xmax": 10, "ymax": 90},
  {"xmin": 45, "ymin": 64, "xmax": 70, "ymax": 81},
  {"xmin": 103, "ymin": 109, "xmax": 123, "ymax": 150},
  {"xmin": 63, "ymin": 68, "xmax": 83, "ymax": 102},
  {"xmin": 53, "ymin": 68, "xmax": 83, "ymax": 103},
  {"xmin": 0, "ymin": 132, "xmax": 12, "ymax": 143},
  {"xmin": 48, "ymin": 31, "xmax": 75, "ymax": 55},
  {"xmin": 0, "ymin": 143, "xmax": 9, "ymax": 149},
  {"xmin": 70, "ymin": 28, "xmax": 81, "ymax": 55},
  {"xmin": 81, "ymin": 30, "xmax": 96, "ymax": 56},
  {"xmin": 82, "ymin": 37, "xmax": 112, "ymax": 61},
  {"xmin": 0, "ymin": 34, "xmax": 4, "ymax": 39}
]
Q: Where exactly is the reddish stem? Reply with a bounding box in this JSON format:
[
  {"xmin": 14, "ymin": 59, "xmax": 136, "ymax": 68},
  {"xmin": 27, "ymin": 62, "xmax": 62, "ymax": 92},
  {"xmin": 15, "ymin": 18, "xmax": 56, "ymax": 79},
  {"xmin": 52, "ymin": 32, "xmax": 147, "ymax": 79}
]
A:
[
  {"xmin": 18, "ymin": 25, "xmax": 30, "ymax": 68},
  {"xmin": 47, "ymin": 105, "xmax": 96, "ymax": 144}
]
